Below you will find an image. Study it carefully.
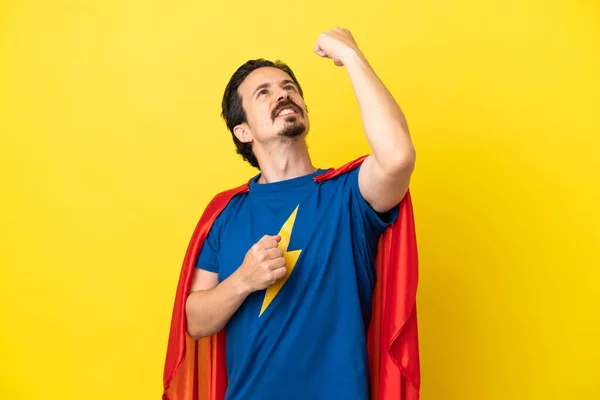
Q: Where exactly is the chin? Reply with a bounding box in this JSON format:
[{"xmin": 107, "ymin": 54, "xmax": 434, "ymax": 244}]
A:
[{"xmin": 278, "ymin": 121, "xmax": 307, "ymax": 139}]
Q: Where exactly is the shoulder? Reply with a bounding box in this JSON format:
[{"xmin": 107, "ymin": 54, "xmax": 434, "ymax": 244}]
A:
[
  {"xmin": 209, "ymin": 182, "xmax": 250, "ymax": 206},
  {"xmin": 206, "ymin": 181, "xmax": 250, "ymax": 210},
  {"xmin": 314, "ymin": 155, "xmax": 367, "ymax": 183},
  {"xmin": 314, "ymin": 156, "xmax": 368, "ymax": 193},
  {"xmin": 200, "ymin": 181, "xmax": 250, "ymax": 229}
]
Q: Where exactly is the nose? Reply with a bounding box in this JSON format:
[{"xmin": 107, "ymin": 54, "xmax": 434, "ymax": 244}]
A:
[{"xmin": 276, "ymin": 87, "xmax": 289, "ymax": 102}]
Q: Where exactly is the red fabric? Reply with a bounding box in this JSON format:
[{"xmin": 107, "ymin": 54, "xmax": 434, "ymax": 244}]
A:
[{"xmin": 163, "ymin": 156, "xmax": 420, "ymax": 400}]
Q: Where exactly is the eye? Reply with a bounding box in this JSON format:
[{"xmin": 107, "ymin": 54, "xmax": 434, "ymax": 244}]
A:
[
  {"xmin": 285, "ymin": 85, "xmax": 296, "ymax": 92},
  {"xmin": 257, "ymin": 89, "xmax": 268, "ymax": 97}
]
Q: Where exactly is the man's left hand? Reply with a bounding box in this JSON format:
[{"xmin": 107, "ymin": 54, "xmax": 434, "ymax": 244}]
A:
[{"xmin": 314, "ymin": 27, "xmax": 361, "ymax": 67}]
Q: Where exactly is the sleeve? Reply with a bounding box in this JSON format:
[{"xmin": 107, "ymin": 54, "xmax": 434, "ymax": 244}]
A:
[
  {"xmin": 345, "ymin": 165, "xmax": 400, "ymax": 251},
  {"xmin": 194, "ymin": 215, "xmax": 221, "ymax": 273}
]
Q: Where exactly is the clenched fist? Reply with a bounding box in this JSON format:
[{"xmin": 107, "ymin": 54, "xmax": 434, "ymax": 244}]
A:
[
  {"xmin": 236, "ymin": 235, "xmax": 287, "ymax": 292},
  {"xmin": 314, "ymin": 27, "xmax": 361, "ymax": 67}
]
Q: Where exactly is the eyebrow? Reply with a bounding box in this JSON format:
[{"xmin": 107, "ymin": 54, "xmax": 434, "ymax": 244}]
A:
[{"xmin": 252, "ymin": 79, "xmax": 298, "ymax": 97}]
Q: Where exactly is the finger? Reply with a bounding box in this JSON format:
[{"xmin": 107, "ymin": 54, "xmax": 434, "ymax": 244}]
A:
[
  {"xmin": 264, "ymin": 247, "xmax": 284, "ymax": 260},
  {"xmin": 266, "ymin": 257, "xmax": 286, "ymax": 270},
  {"xmin": 258, "ymin": 235, "xmax": 280, "ymax": 247},
  {"xmin": 271, "ymin": 266, "xmax": 287, "ymax": 280},
  {"xmin": 313, "ymin": 43, "xmax": 327, "ymax": 57},
  {"xmin": 263, "ymin": 239, "xmax": 282, "ymax": 250},
  {"xmin": 259, "ymin": 234, "xmax": 280, "ymax": 241}
]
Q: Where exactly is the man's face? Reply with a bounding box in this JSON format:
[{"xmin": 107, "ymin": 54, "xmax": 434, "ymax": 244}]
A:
[{"xmin": 235, "ymin": 67, "xmax": 309, "ymax": 146}]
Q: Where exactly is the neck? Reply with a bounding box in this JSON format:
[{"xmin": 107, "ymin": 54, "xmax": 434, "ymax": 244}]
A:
[{"xmin": 255, "ymin": 139, "xmax": 316, "ymax": 184}]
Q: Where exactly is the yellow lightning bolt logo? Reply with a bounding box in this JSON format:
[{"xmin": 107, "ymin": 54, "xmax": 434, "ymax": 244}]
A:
[{"xmin": 259, "ymin": 205, "xmax": 302, "ymax": 317}]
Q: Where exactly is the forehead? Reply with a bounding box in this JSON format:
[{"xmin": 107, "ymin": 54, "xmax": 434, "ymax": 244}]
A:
[{"xmin": 238, "ymin": 67, "xmax": 294, "ymax": 97}]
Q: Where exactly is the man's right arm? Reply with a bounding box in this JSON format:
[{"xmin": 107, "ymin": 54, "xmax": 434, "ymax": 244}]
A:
[
  {"xmin": 185, "ymin": 234, "xmax": 287, "ymax": 340},
  {"xmin": 185, "ymin": 269, "xmax": 253, "ymax": 340}
]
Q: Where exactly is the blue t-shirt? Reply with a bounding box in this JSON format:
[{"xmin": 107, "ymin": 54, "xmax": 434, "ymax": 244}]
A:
[{"xmin": 195, "ymin": 165, "xmax": 398, "ymax": 400}]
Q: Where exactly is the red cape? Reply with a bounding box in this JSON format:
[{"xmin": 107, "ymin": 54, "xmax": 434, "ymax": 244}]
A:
[{"xmin": 163, "ymin": 156, "xmax": 420, "ymax": 400}]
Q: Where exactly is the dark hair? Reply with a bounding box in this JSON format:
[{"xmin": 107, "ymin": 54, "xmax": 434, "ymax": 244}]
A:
[{"xmin": 221, "ymin": 59, "xmax": 304, "ymax": 169}]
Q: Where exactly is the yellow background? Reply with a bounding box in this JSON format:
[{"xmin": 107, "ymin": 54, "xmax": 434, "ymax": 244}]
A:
[{"xmin": 1, "ymin": 0, "xmax": 599, "ymax": 399}]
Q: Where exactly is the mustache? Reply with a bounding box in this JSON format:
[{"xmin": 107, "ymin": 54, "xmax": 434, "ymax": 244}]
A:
[{"xmin": 271, "ymin": 99, "xmax": 304, "ymax": 120}]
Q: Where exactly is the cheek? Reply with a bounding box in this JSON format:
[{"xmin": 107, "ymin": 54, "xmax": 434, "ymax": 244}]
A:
[{"xmin": 248, "ymin": 104, "xmax": 273, "ymax": 127}]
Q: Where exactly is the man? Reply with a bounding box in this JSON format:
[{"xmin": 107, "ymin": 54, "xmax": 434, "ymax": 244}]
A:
[{"xmin": 163, "ymin": 28, "xmax": 419, "ymax": 400}]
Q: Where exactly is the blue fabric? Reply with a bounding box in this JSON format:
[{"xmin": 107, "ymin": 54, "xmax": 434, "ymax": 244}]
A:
[{"xmin": 196, "ymin": 166, "xmax": 398, "ymax": 400}]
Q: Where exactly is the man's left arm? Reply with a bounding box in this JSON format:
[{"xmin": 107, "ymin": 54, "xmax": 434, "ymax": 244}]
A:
[{"xmin": 315, "ymin": 28, "xmax": 416, "ymax": 214}]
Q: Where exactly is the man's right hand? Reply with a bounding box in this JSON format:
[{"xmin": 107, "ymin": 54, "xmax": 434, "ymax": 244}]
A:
[
  {"xmin": 235, "ymin": 235, "xmax": 287, "ymax": 293},
  {"xmin": 186, "ymin": 234, "xmax": 287, "ymax": 339}
]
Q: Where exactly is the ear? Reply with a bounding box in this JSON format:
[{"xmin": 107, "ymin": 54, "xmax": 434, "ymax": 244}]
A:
[{"xmin": 233, "ymin": 123, "xmax": 253, "ymax": 144}]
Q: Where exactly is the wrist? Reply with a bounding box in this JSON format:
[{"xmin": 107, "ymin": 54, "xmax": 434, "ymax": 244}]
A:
[
  {"xmin": 341, "ymin": 48, "xmax": 366, "ymax": 68},
  {"xmin": 229, "ymin": 270, "xmax": 253, "ymax": 297}
]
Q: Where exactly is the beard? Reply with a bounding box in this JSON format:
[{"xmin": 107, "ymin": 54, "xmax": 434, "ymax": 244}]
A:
[
  {"xmin": 272, "ymin": 98, "xmax": 306, "ymax": 138},
  {"xmin": 278, "ymin": 117, "xmax": 306, "ymax": 139}
]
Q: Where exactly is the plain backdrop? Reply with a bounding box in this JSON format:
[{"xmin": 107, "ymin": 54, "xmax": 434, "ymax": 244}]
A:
[{"xmin": 1, "ymin": 0, "xmax": 599, "ymax": 399}]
